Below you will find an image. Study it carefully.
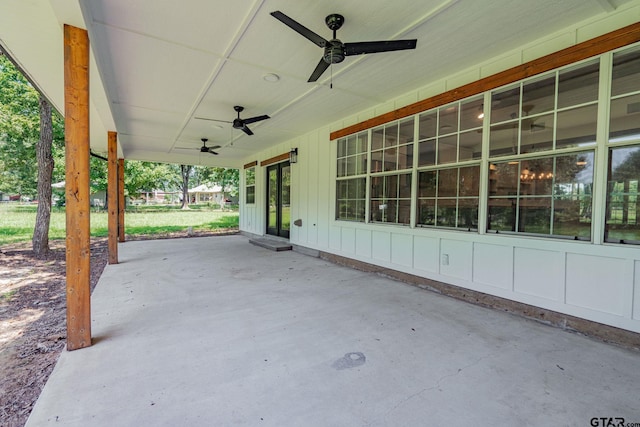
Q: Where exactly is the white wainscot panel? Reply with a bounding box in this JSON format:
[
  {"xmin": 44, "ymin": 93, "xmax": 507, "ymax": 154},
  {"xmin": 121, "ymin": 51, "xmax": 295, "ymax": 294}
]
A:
[
  {"xmin": 413, "ymin": 235, "xmax": 438, "ymax": 273},
  {"xmin": 372, "ymin": 231, "xmax": 391, "ymax": 262},
  {"xmin": 440, "ymin": 239, "xmax": 472, "ymax": 281},
  {"xmin": 513, "ymin": 248, "xmax": 564, "ymax": 301},
  {"xmin": 635, "ymin": 260, "xmax": 640, "ymax": 320},
  {"xmin": 329, "ymin": 226, "xmax": 341, "ymax": 250},
  {"xmin": 341, "ymin": 227, "xmax": 356, "ymax": 255},
  {"xmin": 355, "ymin": 229, "xmax": 372, "ymax": 258},
  {"xmin": 566, "ymin": 254, "xmax": 627, "ymax": 316},
  {"xmin": 473, "ymin": 243, "xmax": 513, "ymax": 290},
  {"xmin": 391, "ymin": 234, "xmax": 413, "ymax": 268}
]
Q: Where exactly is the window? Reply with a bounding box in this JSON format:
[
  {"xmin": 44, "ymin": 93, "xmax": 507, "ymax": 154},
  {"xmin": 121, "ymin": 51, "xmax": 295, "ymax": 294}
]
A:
[
  {"xmin": 489, "ymin": 59, "xmax": 599, "ymax": 157},
  {"xmin": 245, "ymin": 167, "xmax": 255, "ymax": 204},
  {"xmin": 370, "ymin": 173, "xmax": 412, "ymax": 224},
  {"xmin": 606, "ymin": 146, "xmax": 640, "ymax": 243},
  {"xmin": 488, "ymin": 152, "xmax": 594, "ymax": 238},
  {"xmin": 336, "ymin": 132, "xmax": 368, "ymax": 221},
  {"xmin": 417, "ymin": 165, "xmax": 480, "ymax": 229}
]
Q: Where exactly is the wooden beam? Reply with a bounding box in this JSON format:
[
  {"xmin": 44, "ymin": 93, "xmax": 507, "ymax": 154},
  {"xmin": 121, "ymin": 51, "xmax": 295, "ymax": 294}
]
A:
[
  {"xmin": 118, "ymin": 158, "xmax": 125, "ymax": 242},
  {"xmin": 107, "ymin": 131, "xmax": 118, "ymax": 264},
  {"xmin": 260, "ymin": 153, "xmax": 290, "ymax": 167},
  {"xmin": 64, "ymin": 24, "xmax": 91, "ymax": 351},
  {"xmin": 330, "ymin": 21, "xmax": 640, "ymax": 140},
  {"xmin": 244, "ymin": 160, "xmax": 258, "ymax": 169}
]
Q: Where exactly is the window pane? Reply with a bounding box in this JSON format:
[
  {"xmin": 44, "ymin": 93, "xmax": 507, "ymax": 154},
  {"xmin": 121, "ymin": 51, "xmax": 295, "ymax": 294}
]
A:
[
  {"xmin": 554, "ymin": 152, "xmax": 594, "ymax": 196},
  {"xmin": 372, "ymin": 127, "xmax": 384, "ymax": 151},
  {"xmin": 558, "ymin": 60, "xmax": 599, "ymax": 108},
  {"xmin": 418, "ymin": 139, "xmax": 436, "ymax": 166},
  {"xmin": 457, "ymin": 198, "xmax": 479, "ymax": 230},
  {"xmin": 384, "ymin": 147, "xmax": 397, "ymax": 172},
  {"xmin": 612, "ymin": 46, "xmax": 640, "ymax": 97},
  {"xmin": 460, "ymin": 96, "xmax": 483, "ymax": 131},
  {"xmin": 553, "ymin": 196, "xmax": 592, "ymax": 238},
  {"xmin": 370, "ymin": 199, "xmax": 384, "ymax": 222},
  {"xmin": 346, "ymin": 156, "xmax": 357, "ymax": 176},
  {"xmin": 346, "ymin": 135, "xmax": 357, "ymax": 156},
  {"xmin": 385, "ymin": 174, "xmax": 398, "ymax": 199},
  {"xmin": 522, "ymin": 74, "xmax": 556, "ymax": 115},
  {"xmin": 337, "ymin": 180, "xmax": 348, "ymax": 199},
  {"xmin": 436, "ymin": 198, "xmax": 457, "ymax": 227},
  {"xmin": 356, "ymin": 153, "xmax": 367, "ymax": 175},
  {"xmin": 489, "ymin": 121, "xmax": 518, "ymax": 157},
  {"xmin": 438, "ymin": 134, "xmax": 457, "ymax": 164},
  {"xmin": 438, "ymin": 168, "xmax": 458, "ymax": 197},
  {"xmin": 370, "ymin": 150, "xmax": 383, "ymax": 173},
  {"xmin": 489, "ymin": 162, "xmax": 519, "ymax": 196},
  {"xmin": 383, "ymin": 200, "xmax": 397, "ymax": 223},
  {"xmin": 491, "ymin": 85, "xmax": 520, "ymax": 124},
  {"xmin": 607, "ymin": 146, "xmax": 640, "ymax": 241},
  {"xmin": 398, "ymin": 173, "xmax": 412, "ymax": 199},
  {"xmin": 519, "ymin": 197, "xmax": 551, "ymax": 234},
  {"xmin": 556, "ymin": 104, "xmax": 597, "ymax": 149},
  {"xmin": 459, "ymin": 130, "xmax": 482, "ymax": 161},
  {"xmin": 398, "ymin": 200, "xmax": 411, "ymax": 225},
  {"xmin": 370, "ymin": 175, "xmax": 383, "ymax": 198},
  {"xmin": 399, "ymin": 118, "xmax": 414, "ymax": 143},
  {"xmin": 356, "ymin": 132, "xmax": 368, "ymax": 153},
  {"xmin": 520, "ymin": 113, "xmax": 554, "ymax": 154},
  {"xmin": 337, "ymin": 158, "xmax": 347, "ymax": 177},
  {"xmin": 418, "ymin": 170, "xmax": 437, "ymax": 197},
  {"xmin": 417, "ymin": 199, "xmax": 435, "ymax": 225},
  {"xmin": 520, "ymin": 157, "xmax": 553, "ymax": 196},
  {"xmin": 337, "ymin": 138, "xmax": 347, "ymax": 157},
  {"xmin": 439, "ymin": 104, "xmax": 459, "ymax": 134},
  {"xmin": 418, "ymin": 111, "xmax": 437, "ymax": 140},
  {"xmin": 488, "ymin": 198, "xmax": 516, "ymax": 231},
  {"xmin": 398, "ymin": 143, "xmax": 413, "ymax": 170},
  {"xmin": 385, "ymin": 123, "xmax": 398, "ymax": 147},
  {"xmin": 246, "ymin": 168, "xmax": 255, "ymax": 185},
  {"xmin": 609, "ymin": 93, "xmax": 640, "ymax": 143},
  {"xmin": 459, "ymin": 166, "xmax": 480, "ymax": 197},
  {"xmin": 246, "ymin": 186, "xmax": 255, "ymax": 204}
]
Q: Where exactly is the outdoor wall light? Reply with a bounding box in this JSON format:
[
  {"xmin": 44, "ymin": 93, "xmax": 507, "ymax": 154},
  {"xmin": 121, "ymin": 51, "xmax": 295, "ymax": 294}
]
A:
[{"xmin": 289, "ymin": 148, "xmax": 298, "ymax": 164}]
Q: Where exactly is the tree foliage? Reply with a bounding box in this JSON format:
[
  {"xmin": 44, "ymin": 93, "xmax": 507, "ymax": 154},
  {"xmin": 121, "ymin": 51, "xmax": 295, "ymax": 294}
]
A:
[{"xmin": 0, "ymin": 54, "xmax": 64, "ymax": 198}]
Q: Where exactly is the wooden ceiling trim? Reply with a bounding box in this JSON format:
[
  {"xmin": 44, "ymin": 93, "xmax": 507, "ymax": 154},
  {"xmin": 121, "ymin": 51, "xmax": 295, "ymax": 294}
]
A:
[
  {"xmin": 244, "ymin": 160, "xmax": 258, "ymax": 169},
  {"xmin": 330, "ymin": 21, "xmax": 640, "ymax": 140}
]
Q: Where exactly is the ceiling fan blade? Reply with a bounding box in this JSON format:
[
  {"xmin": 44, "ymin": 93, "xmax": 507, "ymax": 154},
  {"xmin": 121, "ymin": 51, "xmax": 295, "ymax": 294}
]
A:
[
  {"xmin": 344, "ymin": 39, "xmax": 417, "ymax": 56},
  {"xmin": 243, "ymin": 115, "xmax": 270, "ymax": 125},
  {"xmin": 308, "ymin": 57, "xmax": 331, "ymax": 82},
  {"xmin": 194, "ymin": 117, "xmax": 233, "ymax": 124},
  {"xmin": 270, "ymin": 11, "xmax": 328, "ymax": 48},
  {"xmin": 208, "ymin": 150, "xmax": 219, "ymax": 155},
  {"xmin": 241, "ymin": 125, "xmax": 254, "ymax": 136},
  {"xmin": 209, "ymin": 145, "xmax": 221, "ymax": 150}
]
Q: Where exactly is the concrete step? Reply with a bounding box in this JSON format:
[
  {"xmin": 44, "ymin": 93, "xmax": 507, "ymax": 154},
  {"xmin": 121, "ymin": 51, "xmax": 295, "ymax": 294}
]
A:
[{"xmin": 249, "ymin": 237, "xmax": 292, "ymax": 252}]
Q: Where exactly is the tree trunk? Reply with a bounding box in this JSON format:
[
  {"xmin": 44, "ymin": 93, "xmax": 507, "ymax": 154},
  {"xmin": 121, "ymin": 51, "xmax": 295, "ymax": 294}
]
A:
[
  {"xmin": 32, "ymin": 95, "xmax": 54, "ymax": 257},
  {"xmin": 180, "ymin": 164, "xmax": 192, "ymax": 210}
]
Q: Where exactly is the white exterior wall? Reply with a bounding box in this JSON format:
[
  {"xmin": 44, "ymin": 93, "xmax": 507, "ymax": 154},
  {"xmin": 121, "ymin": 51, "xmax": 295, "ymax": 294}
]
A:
[{"xmin": 240, "ymin": 5, "xmax": 640, "ymax": 333}]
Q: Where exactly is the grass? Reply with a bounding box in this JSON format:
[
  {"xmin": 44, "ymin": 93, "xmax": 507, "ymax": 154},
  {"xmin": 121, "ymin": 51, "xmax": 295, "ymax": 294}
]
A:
[{"xmin": 0, "ymin": 203, "xmax": 239, "ymax": 245}]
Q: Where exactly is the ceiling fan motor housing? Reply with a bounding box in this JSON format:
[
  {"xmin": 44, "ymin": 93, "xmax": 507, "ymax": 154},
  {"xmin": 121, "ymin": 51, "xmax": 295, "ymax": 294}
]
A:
[{"xmin": 324, "ymin": 40, "xmax": 345, "ymax": 64}]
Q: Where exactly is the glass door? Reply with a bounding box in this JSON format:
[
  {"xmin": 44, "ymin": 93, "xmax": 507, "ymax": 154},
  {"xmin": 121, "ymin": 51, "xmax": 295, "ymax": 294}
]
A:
[{"xmin": 266, "ymin": 162, "xmax": 290, "ymax": 238}]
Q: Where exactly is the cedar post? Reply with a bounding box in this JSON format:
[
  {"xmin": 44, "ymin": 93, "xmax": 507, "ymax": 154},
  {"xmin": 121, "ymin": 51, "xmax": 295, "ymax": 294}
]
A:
[
  {"xmin": 118, "ymin": 158, "xmax": 125, "ymax": 242},
  {"xmin": 64, "ymin": 25, "xmax": 91, "ymax": 350},
  {"xmin": 107, "ymin": 131, "xmax": 118, "ymax": 264}
]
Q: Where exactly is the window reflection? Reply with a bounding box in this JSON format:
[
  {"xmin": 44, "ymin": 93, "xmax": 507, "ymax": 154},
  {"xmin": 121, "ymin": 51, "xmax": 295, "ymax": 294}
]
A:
[{"xmin": 606, "ymin": 146, "xmax": 640, "ymax": 242}]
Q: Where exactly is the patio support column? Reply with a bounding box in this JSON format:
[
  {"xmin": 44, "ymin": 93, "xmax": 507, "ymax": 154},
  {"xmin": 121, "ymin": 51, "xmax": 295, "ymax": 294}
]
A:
[
  {"xmin": 118, "ymin": 158, "xmax": 125, "ymax": 242},
  {"xmin": 107, "ymin": 131, "xmax": 118, "ymax": 264},
  {"xmin": 64, "ymin": 24, "xmax": 91, "ymax": 350}
]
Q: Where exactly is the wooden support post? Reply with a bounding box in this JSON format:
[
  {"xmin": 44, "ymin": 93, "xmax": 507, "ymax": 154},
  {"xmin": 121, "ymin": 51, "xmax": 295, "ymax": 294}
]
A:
[
  {"xmin": 118, "ymin": 158, "xmax": 125, "ymax": 242},
  {"xmin": 64, "ymin": 24, "xmax": 91, "ymax": 350},
  {"xmin": 107, "ymin": 131, "xmax": 118, "ymax": 264}
]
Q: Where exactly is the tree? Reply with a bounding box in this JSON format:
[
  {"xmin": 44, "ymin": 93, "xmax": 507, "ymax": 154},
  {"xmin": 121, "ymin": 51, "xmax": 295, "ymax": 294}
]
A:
[
  {"xmin": 179, "ymin": 164, "xmax": 193, "ymax": 209},
  {"xmin": 209, "ymin": 168, "xmax": 239, "ymax": 201},
  {"xmin": 32, "ymin": 95, "xmax": 54, "ymax": 256}
]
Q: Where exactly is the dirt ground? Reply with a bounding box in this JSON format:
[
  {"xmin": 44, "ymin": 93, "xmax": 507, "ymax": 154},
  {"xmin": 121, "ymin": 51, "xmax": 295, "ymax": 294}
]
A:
[{"xmin": 0, "ymin": 230, "xmax": 236, "ymax": 427}]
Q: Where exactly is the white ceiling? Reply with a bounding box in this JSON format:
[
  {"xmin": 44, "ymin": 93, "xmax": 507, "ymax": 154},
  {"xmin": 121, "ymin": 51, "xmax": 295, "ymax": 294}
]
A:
[{"xmin": 0, "ymin": 0, "xmax": 637, "ymax": 167}]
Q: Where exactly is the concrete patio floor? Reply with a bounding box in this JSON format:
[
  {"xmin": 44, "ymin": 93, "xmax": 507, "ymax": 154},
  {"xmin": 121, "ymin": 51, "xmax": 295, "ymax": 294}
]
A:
[{"xmin": 26, "ymin": 235, "xmax": 640, "ymax": 426}]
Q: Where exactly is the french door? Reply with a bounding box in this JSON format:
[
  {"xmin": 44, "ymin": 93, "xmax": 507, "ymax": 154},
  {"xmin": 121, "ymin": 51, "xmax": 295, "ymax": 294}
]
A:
[{"xmin": 266, "ymin": 162, "xmax": 290, "ymax": 238}]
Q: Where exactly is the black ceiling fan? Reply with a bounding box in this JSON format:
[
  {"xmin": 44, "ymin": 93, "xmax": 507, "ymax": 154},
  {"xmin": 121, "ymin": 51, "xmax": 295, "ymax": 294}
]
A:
[
  {"xmin": 271, "ymin": 11, "xmax": 417, "ymax": 82},
  {"xmin": 195, "ymin": 106, "xmax": 270, "ymax": 136},
  {"xmin": 176, "ymin": 138, "xmax": 220, "ymax": 155}
]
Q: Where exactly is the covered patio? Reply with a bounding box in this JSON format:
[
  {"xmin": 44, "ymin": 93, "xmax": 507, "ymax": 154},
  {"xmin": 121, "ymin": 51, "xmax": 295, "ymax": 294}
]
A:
[{"xmin": 26, "ymin": 235, "xmax": 640, "ymax": 426}]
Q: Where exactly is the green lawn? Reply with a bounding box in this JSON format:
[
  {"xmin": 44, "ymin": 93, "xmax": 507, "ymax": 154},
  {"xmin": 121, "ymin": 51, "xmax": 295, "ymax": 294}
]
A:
[{"xmin": 0, "ymin": 203, "xmax": 239, "ymax": 245}]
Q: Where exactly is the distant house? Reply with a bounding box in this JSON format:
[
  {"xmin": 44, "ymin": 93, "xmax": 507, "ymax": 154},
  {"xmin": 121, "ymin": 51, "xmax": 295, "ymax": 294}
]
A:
[
  {"xmin": 187, "ymin": 184, "xmax": 231, "ymax": 205},
  {"xmin": 52, "ymin": 181, "xmax": 106, "ymax": 207}
]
